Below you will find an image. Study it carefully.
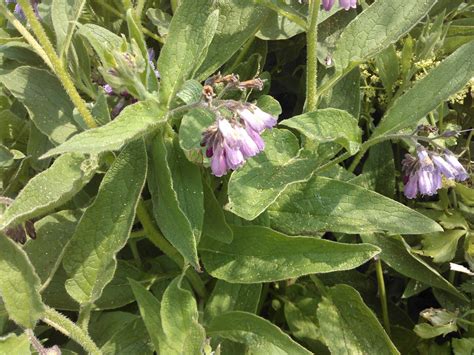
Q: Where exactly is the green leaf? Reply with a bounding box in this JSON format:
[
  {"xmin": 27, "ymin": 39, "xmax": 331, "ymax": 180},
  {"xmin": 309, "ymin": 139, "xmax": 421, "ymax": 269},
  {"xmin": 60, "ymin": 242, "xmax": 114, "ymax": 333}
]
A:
[
  {"xmin": 179, "ymin": 108, "xmax": 215, "ymax": 153},
  {"xmin": 0, "ymin": 333, "xmax": 30, "ymax": 354},
  {"xmin": 452, "ymin": 338, "xmax": 474, "ymax": 355},
  {"xmin": 204, "ymin": 280, "xmax": 262, "ymax": 323},
  {"xmin": 42, "ymin": 100, "xmax": 164, "ymax": 157},
  {"xmin": 207, "ymin": 311, "xmax": 311, "ymax": 354},
  {"xmin": 375, "ymin": 45, "xmax": 400, "ymax": 96},
  {"xmin": 414, "ymin": 322, "xmax": 458, "ymax": 339},
  {"xmin": 226, "ymin": 129, "xmax": 320, "ymax": 221},
  {"xmin": 361, "ymin": 234, "xmax": 466, "ymax": 300},
  {"xmin": 280, "ymin": 108, "xmax": 362, "ymax": 154},
  {"xmin": 0, "ymin": 153, "xmax": 96, "ymax": 230},
  {"xmin": 77, "ymin": 24, "xmax": 122, "ymax": 66},
  {"xmin": 0, "ymin": 233, "xmax": 44, "ymax": 328},
  {"xmin": 372, "ymin": 41, "xmax": 474, "ymax": 138},
  {"xmin": 89, "ymin": 311, "xmax": 140, "ymax": 348},
  {"xmin": 24, "ymin": 210, "xmax": 80, "ymax": 285},
  {"xmin": 157, "ymin": 0, "xmax": 219, "ymax": 106},
  {"xmin": 129, "ymin": 279, "xmax": 164, "ymax": 352},
  {"xmin": 100, "ymin": 318, "xmax": 153, "ymax": 355},
  {"xmin": 195, "ymin": 0, "xmax": 272, "ymax": 80},
  {"xmin": 202, "ymin": 180, "xmax": 233, "ymax": 244},
  {"xmin": 52, "ymin": 0, "xmax": 85, "ymax": 57},
  {"xmin": 0, "ymin": 66, "xmax": 79, "ymax": 144},
  {"xmin": 268, "ymin": 176, "xmax": 443, "ymax": 235},
  {"xmin": 148, "ymin": 133, "xmax": 201, "ymax": 268},
  {"xmin": 200, "ymin": 225, "xmax": 380, "ymax": 283},
  {"xmin": 317, "ymin": 284, "xmax": 399, "ymax": 354},
  {"xmin": 421, "ymin": 230, "xmax": 466, "ymax": 263},
  {"xmin": 160, "ymin": 276, "xmax": 206, "ymax": 354},
  {"xmin": 334, "ymin": 0, "xmax": 437, "ymax": 70},
  {"xmin": 63, "ymin": 140, "xmax": 147, "ymax": 305},
  {"xmin": 0, "ymin": 145, "xmax": 13, "ymax": 168}
]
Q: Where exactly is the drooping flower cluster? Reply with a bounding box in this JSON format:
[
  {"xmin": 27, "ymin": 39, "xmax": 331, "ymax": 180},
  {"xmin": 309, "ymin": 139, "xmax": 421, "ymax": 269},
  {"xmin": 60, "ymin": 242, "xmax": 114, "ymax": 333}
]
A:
[
  {"xmin": 201, "ymin": 103, "xmax": 277, "ymax": 177},
  {"xmin": 322, "ymin": 0, "xmax": 357, "ymax": 11},
  {"xmin": 402, "ymin": 145, "xmax": 469, "ymax": 199}
]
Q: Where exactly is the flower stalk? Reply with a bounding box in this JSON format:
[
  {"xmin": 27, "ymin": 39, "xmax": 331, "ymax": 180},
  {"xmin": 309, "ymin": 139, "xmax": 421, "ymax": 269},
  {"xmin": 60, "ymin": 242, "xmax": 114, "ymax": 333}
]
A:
[
  {"xmin": 305, "ymin": 0, "xmax": 321, "ymax": 112},
  {"xmin": 15, "ymin": 0, "xmax": 98, "ymax": 129},
  {"xmin": 375, "ymin": 257, "xmax": 391, "ymax": 336}
]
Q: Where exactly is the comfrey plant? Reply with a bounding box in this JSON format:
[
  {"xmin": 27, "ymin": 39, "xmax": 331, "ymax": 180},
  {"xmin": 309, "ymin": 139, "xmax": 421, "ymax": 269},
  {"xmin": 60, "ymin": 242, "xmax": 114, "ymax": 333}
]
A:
[{"xmin": 0, "ymin": 0, "xmax": 473, "ymax": 354}]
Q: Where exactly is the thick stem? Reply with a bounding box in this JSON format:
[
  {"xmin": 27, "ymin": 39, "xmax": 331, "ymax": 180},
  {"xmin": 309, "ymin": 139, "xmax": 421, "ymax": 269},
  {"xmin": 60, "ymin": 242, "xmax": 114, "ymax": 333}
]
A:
[
  {"xmin": 305, "ymin": 0, "xmax": 322, "ymax": 112},
  {"xmin": 375, "ymin": 257, "xmax": 391, "ymax": 336},
  {"xmin": 0, "ymin": 4, "xmax": 52, "ymax": 70},
  {"xmin": 77, "ymin": 303, "xmax": 93, "ymax": 332},
  {"xmin": 42, "ymin": 307, "xmax": 101, "ymax": 354},
  {"xmin": 16, "ymin": 0, "xmax": 98, "ymax": 129}
]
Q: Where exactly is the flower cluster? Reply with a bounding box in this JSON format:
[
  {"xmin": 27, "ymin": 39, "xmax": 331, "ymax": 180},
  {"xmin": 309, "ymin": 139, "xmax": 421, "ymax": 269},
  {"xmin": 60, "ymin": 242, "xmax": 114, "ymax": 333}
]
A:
[
  {"xmin": 201, "ymin": 103, "xmax": 277, "ymax": 177},
  {"xmin": 402, "ymin": 146, "xmax": 469, "ymax": 199},
  {"xmin": 322, "ymin": 0, "xmax": 357, "ymax": 11},
  {"xmin": 5, "ymin": 0, "xmax": 40, "ymax": 20}
]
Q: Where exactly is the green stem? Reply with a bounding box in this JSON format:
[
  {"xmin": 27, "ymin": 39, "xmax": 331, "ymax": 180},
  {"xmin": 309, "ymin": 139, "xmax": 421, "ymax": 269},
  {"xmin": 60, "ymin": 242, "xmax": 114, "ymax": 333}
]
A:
[
  {"xmin": 16, "ymin": 0, "xmax": 98, "ymax": 129},
  {"xmin": 129, "ymin": 238, "xmax": 143, "ymax": 267},
  {"xmin": 42, "ymin": 307, "xmax": 101, "ymax": 354},
  {"xmin": 135, "ymin": 200, "xmax": 207, "ymax": 298},
  {"xmin": 77, "ymin": 303, "xmax": 92, "ymax": 331},
  {"xmin": 0, "ymin": 4, "xmax": 53, "ymax": 69},
  {"xmin": 305, "ymin": 0, "xmax": 321, "ymax": 112},
  {"xmin": 375, "ymin": 258, "xmax": 391, "ymax": 336},
  {"xmin": 309, "ymin": 274, "xmax": 328, "ymax": 297}
]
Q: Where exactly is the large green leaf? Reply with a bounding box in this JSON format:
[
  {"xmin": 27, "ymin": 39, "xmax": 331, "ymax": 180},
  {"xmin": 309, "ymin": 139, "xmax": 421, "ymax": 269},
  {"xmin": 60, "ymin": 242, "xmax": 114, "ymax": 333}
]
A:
[
  {"xmin": 0, "ymin": 233, "xmax": 44, "ymax": 328},
  {"xmin": 195, "ymin": 0, "xmax": 272, "ymax": 80},
  {"xmin": 200, "ymin": 226, "xmax": 379, "ymax": 283},
  {"xmin": 268, "ymin": 176, "xmax": 442, "ymax": 235},
  {"xmin": 148, "ymin": 133, "xmax": 202, "ymax": 268},
  {"xmin": 226, "ymin": 129, "xmax": 320, "ymax": 221},
  {"xmin": 62, "ymin": 140, "xmax": 147, "ymax": 305},
  {"xmin": 361, "ymin": 234, "xmax": 466, "ymax": 300},
  {"xmin": 0, "ymin": 66, "xmax": 79, "ymax": 144},
  {"xmin": 204, "ymin": 280, "xmax": 261, "ymax": 323},
  {"xmin": 160, "ymin": 276, "xmax": 206, "ymax": 353},
  {"xmin": 372, "ymin": 41, "xmax": 474, "ymax": 138},
  {"xmin": 52, "ymin": 0, "xmax": 85, "ymax": 56},
  {"xmin": 42, "ymin": 100, "xmax": 164, "ymax": 157},
  {"xmin": 100, "ymin": 318, "xmax": 153, "ymax": 355},
  {"xmin": 77, "ymin": 24, "xmax": 122, "ymax": 66},
  {"xmin": 207, "ymin": 311, "xmax": 311, "ymax": 354},
  {"xmin": 317, "ymin": 284, "xmax": 399, "ymax": 354},
  {"xmin": 280, "ymin": 108, "xmax": 362, "ymax": 154},
  {"xmin": 202, "ymin": 181, "xmax": 233, "ymax": 243},
  {"xmin": 157, "ymin": 0, "xmax": 219, "ymax": 106},
  {"xmin": 0, "ymin": 153, "xmax": 96, "ymax": 230},
  {"xmin": 334, "ymin": 0, "xmax": 437, "ymax": 70}
]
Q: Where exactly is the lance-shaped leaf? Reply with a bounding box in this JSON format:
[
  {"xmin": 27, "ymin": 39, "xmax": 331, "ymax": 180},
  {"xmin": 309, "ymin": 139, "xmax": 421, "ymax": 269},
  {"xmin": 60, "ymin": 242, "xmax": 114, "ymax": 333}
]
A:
[
  {"xmin": 202, "ymin": 181, "xmax": 233, "ymax": 244},
  {"xmin": 63, "ymin": 140, "xmax": 147, "ymax": 305},
  {"xmin": 0, "ymin": 66, "xmax": 79, "ymax": 144},
  {"xmin": 0, "ymin": 233, "xmax": 44, "ymax": 328},
  {"xmin": 207, "ymin": 311, "xmax": 311, "ymax": 354},
  {"xmin": 226, "ymin": 129, "xmax": 320, "ymax": 221},
  {"xmin": 317, "ymin": 284, "xmax": 399, "ymax": 354},
  {"xmin": 77, "ymin": 24, "xmax": 121, "ymax": 66},
  {"xmin": 372, "ymin": 41, "xmax": 474, "ymax": 138},
  {"xmin": 268, "ymin": 176, "xmax": 442, "ymax": 235},
  {"xmin": 361, "ymin": 234, "xmax": 466, "ymax": 300},
  {"xmin": 195, "ymin": 1, "xmax": 272, "ymax": 80},
  {"xmin": 0, "ymin": 154, "xmax": 96, "ymax": 230},
  {"xmin": 280, "ymin": 108, "xmax": 362, "ymax": 154},
  {"xmin": 334, "ymin": 0, "xmax": 437, "ymax": 70},
  {"xmin": 200, "ymin": 226, "xmax": 380, "ymax": 283},
  {"xmin": 42, "ymin": 101, "xmax": 164, "ymax": 157},
  {"xmin": 158, "ymin": 0, "xmax": 219, "ymax": 106},
  {"xmin": 52, "ymin": 0, "xmax": 86, "ymax": 56},
  {"xmin": 148, "ymin": 134, "xmax": 202, "ymax": 268},
  {"xmin": 160, "ymin": 276, "xmax": 206, "ymax": 353}
]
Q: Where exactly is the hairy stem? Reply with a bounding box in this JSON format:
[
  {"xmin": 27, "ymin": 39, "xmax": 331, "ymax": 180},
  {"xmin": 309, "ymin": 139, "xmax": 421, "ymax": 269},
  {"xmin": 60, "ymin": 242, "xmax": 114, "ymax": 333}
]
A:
[
  {"xmin": 375, "ymin": 257, "xmax": 391, "ymax": 336},
  {"xmin": 77, "ymin": 303, "xmax": 93, "ymax": 332},
  {"xmin": 16, "ymin": 0, "xmax": 98, "ymax": 129},
  {"xmin": 305, "ymin": 0, "xmax": 321, "ymax": 112},
  {"xmin": 42, "ymin": 307, "xmax": 101, "ymax": 354}
]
